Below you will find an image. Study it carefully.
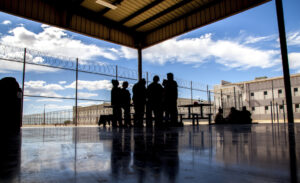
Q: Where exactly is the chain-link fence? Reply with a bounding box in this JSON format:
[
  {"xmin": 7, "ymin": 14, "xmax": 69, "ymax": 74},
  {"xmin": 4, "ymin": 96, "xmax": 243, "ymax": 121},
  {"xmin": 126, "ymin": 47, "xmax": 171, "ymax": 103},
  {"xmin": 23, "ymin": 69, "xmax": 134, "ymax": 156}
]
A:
[{"xmin": 0, "ymin": 44, "xmax": 214, "ymax": 126}]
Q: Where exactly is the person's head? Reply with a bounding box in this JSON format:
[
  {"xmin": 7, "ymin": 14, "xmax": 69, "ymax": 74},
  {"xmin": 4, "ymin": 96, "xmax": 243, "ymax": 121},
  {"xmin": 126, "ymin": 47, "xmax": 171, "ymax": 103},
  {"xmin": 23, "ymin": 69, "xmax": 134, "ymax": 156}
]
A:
[
  {"xmin": 139, "ymin": 78, "xmax": 146, "ymax": 85},
  {"xmin": 218, "ymin": 108, "xmax": 223, "ymax": 113},
  {"xmin": 230, "ymin": 107, "xmax": 236, "ymax": 112},
  {"xmin": 153, "ymin": 75, "xmax": 159, "ymax": 83},
  {"xmin": 122, "ymin": 81, "xmax": 129, "ymax": 89},
  {"xmin": 167, "ymin": 73, "xmax": 174, "ymax": 81},
  {"xmin": 112, "ymin": 80, "xmax": 119, "ymax": 87},
  {"xmin": 242, "ymin": 106, "xmax": 247, "ymax": 111},
  {"xmin": 162, "ymin": 79, "xmax": 167, "ymax": 87}
]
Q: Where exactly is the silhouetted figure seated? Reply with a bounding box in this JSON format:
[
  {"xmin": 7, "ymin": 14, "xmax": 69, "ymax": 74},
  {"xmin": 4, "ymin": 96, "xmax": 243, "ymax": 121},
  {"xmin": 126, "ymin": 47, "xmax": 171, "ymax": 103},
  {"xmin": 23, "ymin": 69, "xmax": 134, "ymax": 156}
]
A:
[
  {"xmin": 98, "ymin": 114, "xmax": 113, "ymax": 126},
  {"xmin": 240, "ymin": 106, "xmax": 252, "ymax": 124},
  {"xmin": 214, "ymin": 108, "xmax": 225, "ymax": 124},
  {"xmin": 226, "ymin": 107, "xmax": 239, "ymax": 124},
  {"xmin": 111, "ymin": 80, "xmax": 122, "ymax": 127}
]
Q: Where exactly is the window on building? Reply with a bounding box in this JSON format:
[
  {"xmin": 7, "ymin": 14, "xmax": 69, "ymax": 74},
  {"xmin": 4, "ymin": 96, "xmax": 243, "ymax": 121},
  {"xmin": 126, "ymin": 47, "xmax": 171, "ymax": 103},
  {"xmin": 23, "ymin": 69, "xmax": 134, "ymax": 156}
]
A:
[
  {"xmin": 294, "ymin": 88, "xmax": 298, "ymax": 92},
  {"xmin": 252, "ymin": 107, "xmax": 255, "ymax": 111},
  {"xmin": 264, "ymin": 91, "xmax": 268, "ymax": 95},
  {"xmin": 296, "ymin": 104, "xmax": 300, "ymax": 112},
  {"xmin": 280, "ymin": 105, "xmax": 284, "ymax": 110},
  {"xmin": 265, "ymin": 106, "xmax": 269, "ymax": 110},
  {"xmin": 278, "ymin": 89, "xmax": 282, "ymax": 94},
  {"xmin": 251, "ymin": 92, "xmax": 254, "ymax": 96}
]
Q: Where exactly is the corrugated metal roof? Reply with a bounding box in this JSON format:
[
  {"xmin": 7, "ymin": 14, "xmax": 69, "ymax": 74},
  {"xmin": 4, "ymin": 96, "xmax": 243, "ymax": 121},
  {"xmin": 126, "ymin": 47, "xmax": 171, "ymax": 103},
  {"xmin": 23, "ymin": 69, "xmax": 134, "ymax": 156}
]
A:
[{"xmin": 0, "ymin": 0, "xmax": 271, "ymax": 49}]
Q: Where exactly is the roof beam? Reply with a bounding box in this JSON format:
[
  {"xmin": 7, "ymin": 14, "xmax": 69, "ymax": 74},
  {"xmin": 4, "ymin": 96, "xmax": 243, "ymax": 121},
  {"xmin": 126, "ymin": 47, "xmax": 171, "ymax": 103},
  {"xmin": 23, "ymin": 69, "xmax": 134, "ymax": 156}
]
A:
[
  {"xmin": 131, "ymin": 0, "xmax": 194, "ymax": 30},
  {"xmin": 73, "ymin": 6, "xmax": 135, "ymax": 35},
  {"xmin": 66, "ymin": 0, "xmax": 85, "ymax": 27},
  {"xmin": 146, "ymin": 0, "xmax": 222, "ymax": 34},
  {"xmin": 118, "ymin": 0, "xmax": 164, "ymax": 25},
  {"xmin": 97, "ymin": 0, "xmax": 123, "ymax": 16}
]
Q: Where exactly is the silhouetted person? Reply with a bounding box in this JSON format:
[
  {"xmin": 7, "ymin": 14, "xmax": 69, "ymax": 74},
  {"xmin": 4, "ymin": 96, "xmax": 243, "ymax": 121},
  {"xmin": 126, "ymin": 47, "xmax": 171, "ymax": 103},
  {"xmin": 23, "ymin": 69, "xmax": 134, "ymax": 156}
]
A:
[
  {"xmin": 147, "ymin": 76, "xmax": 163, "ymax": 127},
  {"xmin": 226, "ymin": 107, "xmax": 239, "ymax": 124},
  {"xmin": 215, "ymin": 108, "xmax": 225, "ymax": 124},
  {"xmin": 241, "ymin": 106, "xmax": 252, "ymax": 124},
  {"xmin": 0, "ymin": 77, "xmax": 22, "ymax": 133},
  {"xmin": 162, "ymin": 79, "xmax": 168, "ymax": 123},
  {"xmin": 132, "ymin": 79, "xmax": 146, "ymax": 127},
  {"xmin": 111, "ymin": 80, "xmax": 122, "ymax": 127},
  {"xmin": 121, "ymin": 81, "xmax": 131, "ymax": 127},
  {"xmin": 165, "ymin": 73, "xmax": 179, "ymax": 126}
]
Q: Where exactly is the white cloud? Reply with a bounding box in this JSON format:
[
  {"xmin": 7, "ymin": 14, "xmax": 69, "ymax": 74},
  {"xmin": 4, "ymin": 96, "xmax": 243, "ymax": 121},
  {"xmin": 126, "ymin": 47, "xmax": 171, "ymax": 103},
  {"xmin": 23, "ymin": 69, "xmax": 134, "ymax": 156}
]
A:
[
  {"xmin": 121, "ymin": 33, "xmax": 280, "ymax": 69},
  {"xmin": 59, "ymin": 81, "xmax": 67, "ymax": 84},
  {"xmin": 36, "ymin": 98, "xmax": 63, "ymax": 102},
  {"xmin": 24, "ymin": 80, "xmax": 64, "ymax": 97},
  {"xmin": 1, "ymin": 25, "xmax": 119, "ymax": 61},
  {"xmin": 289, "ymin": 52, "xmax": 300, "ymax": 72},
  {"xmin": 244, "ymin": 35, "xmax": 275, "ymax": 44},
  {"xmin": 65, "ymin": 80, "xmax": 112, "ymax": 91},
  {"xmin": 287, "ymin": 31, "xmax": 300, "ymax": 46},
  {"xmin": 78, "ymin": 92, "xmax": 98, "ymax": 98},
  {"xmin": 2, "ymin": 20, "xmax": 11, "ymax": 25},
  {"xmin": 120, "ymin": 46, "xmax": 137, "ymax": 59}
]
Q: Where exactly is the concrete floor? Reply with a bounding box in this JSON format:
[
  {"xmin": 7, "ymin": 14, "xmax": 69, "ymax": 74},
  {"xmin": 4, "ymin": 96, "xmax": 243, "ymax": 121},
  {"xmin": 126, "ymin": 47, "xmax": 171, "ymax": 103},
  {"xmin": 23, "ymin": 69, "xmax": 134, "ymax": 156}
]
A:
[{"xmin": 1, "ymin": 124, "xmax": 300, "ymax": 183}]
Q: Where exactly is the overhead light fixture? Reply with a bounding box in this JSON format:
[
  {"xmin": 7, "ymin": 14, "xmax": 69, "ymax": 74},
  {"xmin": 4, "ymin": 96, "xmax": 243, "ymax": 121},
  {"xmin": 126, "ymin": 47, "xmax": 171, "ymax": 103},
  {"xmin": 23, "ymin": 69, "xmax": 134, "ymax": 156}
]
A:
[{"xmin": 95, "ymin": 0, "xmax": 117, "ymax": 10}]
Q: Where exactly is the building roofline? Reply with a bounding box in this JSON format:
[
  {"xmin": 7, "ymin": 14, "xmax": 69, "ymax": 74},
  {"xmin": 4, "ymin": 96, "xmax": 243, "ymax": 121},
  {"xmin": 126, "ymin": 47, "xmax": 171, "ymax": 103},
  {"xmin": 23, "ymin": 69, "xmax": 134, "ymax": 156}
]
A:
[{"xmin": 219, "ymin": 73, "xmax": 300, "ymax": 86}]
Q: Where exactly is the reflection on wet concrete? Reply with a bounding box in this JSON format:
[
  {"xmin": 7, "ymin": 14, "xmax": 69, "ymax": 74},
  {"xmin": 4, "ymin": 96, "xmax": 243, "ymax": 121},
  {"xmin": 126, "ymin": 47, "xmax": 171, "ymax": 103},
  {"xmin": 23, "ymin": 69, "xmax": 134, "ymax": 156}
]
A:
[{"xmin": 1, "ymin": 124, "xmax": 299, "ymax": 183}]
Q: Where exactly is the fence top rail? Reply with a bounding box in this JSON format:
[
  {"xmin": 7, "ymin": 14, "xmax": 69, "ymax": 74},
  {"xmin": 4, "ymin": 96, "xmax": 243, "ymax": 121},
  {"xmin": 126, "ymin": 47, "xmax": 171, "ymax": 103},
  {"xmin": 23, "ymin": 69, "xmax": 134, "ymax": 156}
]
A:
[{"xmin": 0, "ymin": 43, "xmax": 213, "ymax": 91}]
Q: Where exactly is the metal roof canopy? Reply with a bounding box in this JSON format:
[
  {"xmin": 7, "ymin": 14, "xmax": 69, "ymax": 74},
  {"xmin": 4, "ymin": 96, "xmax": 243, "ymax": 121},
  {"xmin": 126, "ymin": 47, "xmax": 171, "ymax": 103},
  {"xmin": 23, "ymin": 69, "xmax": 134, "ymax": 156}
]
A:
[{"xmin": 0, "ymin": 0, "xmax": 270, "ymax": 49}]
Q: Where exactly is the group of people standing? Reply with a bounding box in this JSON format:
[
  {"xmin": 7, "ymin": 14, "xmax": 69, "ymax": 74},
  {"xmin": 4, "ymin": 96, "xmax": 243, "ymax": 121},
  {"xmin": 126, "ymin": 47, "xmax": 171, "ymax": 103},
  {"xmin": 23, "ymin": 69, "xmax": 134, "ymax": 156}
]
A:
[{"xmin": 111, "ymin": 73, "xmax": 181, "ymax": 128}]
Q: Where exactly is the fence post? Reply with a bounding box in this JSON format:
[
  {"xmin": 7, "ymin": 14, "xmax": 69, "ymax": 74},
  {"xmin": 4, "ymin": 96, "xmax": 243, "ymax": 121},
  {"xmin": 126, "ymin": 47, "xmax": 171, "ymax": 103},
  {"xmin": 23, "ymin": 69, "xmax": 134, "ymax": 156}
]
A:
[
  {"xmin": 190, "ymin": 81, "xmax": 193, "ymax": 103},
  {"xmin": 270, "ymin": 101, "xmax": 273, "ymax": 123},
  {"xmin": 146, "ymin": 72, "xmax": 149, "ymax": 86},
  {"xmin": 206, "ymin": 85, "xmax": 209, "ymax": 102},
  {"xmin": 21, "ymin": 48, "xmax": 26, "ymax": 127},
  {"xmin": 43, "ymin": 104, "xmax": 46, "ymax": 125},
  {"xmin": 221, "ymin": 89, "xmax": 223, "ymax": 109},
  {"xmin": 234, "ymin": 86, "xmax": 236, "ymax": 108},
  {"xmin": 75, "ymin": 58, "xmax": 78, "ymax": 126},
  {"xmin": 116, "ymin": 65, "xmax": 118, "ymax": 80},
  {"xmin": 276, "ymin": 102, "xmax": 279, "ymax": 123},
  {"xmin": 271, "ymin": 80, "xmax": 275, "ymax": 121},
  {"xmin": 282, "ymin": 100, "xmax": 286, "ymax": 123},
  {"xmin": 248, "ymin": 83, "xmax": 251, "ymax": 109}
]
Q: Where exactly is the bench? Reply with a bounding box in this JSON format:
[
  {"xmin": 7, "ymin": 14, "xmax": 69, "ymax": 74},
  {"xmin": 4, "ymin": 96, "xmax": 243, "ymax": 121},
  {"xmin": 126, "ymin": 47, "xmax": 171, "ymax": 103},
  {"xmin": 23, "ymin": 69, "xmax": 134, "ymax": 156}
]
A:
[{"xmin": 178, "ymin": 113, "xmax": 213, "ymax": 125}]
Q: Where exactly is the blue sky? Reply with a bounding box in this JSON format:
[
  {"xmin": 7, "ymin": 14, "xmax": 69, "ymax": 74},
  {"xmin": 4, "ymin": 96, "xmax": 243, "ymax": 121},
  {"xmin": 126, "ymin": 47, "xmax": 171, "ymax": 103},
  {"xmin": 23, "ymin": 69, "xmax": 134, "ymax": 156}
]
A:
[{"xmin": 0, "ymin": 0, "xmax": 300, "ymax": 114}]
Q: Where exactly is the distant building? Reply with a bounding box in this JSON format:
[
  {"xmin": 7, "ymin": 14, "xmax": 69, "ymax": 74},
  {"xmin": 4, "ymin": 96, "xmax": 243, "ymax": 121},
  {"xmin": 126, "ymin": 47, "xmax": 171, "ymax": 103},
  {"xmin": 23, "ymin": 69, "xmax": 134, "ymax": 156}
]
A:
[
  {"xmin": 213, "ymin": 73, "xmax": 300, "ymax": 122},
  {"xmin": 74, "ymin": 98, "xmax": 211, "ymax": 125}
]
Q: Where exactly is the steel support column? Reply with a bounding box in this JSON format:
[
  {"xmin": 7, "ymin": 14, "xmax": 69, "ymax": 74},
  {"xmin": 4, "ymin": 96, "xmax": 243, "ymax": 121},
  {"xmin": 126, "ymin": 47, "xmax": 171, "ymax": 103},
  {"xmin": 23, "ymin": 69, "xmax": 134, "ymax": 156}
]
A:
[
  {"xmin": 275, "ymin": 0, "xmax": 294, "ymax": 123},
  {"xmin": 75, "ymin": 58, "xmax": 78, "ymax": 126},
  {"xmin": 138, "ymin": 47, "xmax": 142, "ymax": 80},
  {"xmin": 276, "ymin": 1, "xmax": 297, "ymax": 183}
]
